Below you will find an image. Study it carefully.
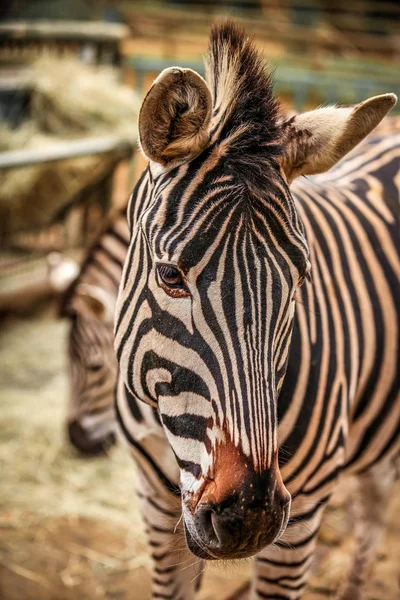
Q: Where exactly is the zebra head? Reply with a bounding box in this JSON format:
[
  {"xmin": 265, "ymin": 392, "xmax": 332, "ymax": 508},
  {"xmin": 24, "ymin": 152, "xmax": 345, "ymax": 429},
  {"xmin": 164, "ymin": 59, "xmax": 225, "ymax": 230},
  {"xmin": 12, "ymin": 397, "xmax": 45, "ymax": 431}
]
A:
[
  {"xmin": 115, "ymin": 23, "xmax": 396, "ymax": 560},
  {"xmin": 61, "ymin": 282, "xmax": 118, "ymax": 455}
]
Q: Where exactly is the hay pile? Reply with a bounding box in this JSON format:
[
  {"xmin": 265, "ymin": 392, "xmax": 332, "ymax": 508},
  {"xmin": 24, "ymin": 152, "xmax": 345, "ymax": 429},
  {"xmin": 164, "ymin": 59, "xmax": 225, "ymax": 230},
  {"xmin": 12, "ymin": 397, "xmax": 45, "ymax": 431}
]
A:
[
  {"xmin": 0, "ymin": 55, "xmax": 140, "ymax": 236},
  {"xmin": 0, "ymin": 310, "xmax": 151, "ymax": 598}
]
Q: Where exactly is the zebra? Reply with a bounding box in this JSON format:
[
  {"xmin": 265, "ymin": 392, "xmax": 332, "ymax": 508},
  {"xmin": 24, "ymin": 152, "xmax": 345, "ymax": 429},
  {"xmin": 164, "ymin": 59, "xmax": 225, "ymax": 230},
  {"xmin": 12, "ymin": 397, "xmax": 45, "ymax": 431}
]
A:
[
  {"xmin": 59, "ymin": 209, "xmax": 128, "ymax": 454},
  {"xmin": 112, "ymin": 22, "xmax": 399, "ymax": 600},
  {"xmin": 62, "ymin": 129, "xmax": 400, "ymax": 596},
  {"xmin": 62, "ymin": 133, "xmax": 400, "ymax": 593}
]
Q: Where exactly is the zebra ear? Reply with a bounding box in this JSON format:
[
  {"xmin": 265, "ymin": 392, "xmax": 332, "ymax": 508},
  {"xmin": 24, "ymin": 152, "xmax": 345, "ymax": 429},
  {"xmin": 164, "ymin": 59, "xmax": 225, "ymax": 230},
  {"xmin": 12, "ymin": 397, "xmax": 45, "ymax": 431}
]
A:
[
  {"xmin": 280, "ymin": 93, "xmax": 397, "ymax": 182},
  {"xmin": 138, "ymin": 67, "xmax": 212, "ymax": 166},
  {"xmin": 72, "ymin": 283, "xmax": 115, "ymax": 323}
]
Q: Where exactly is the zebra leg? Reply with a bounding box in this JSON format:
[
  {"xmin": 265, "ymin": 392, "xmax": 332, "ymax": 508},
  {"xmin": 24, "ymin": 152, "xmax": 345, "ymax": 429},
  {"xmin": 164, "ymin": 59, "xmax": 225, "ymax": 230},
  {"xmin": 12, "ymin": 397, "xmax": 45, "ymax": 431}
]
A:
[
  {"xmin": 136, "ymin": 470, "xmax": 204, "ymax": 600},
  {"xmin": 250, "ymin": 498, "xmax": 326, "ymax": 600},
  {"xmin": 116, "ymin": 380, "xmax": 204, "ymax": 598},
  {"xmin": 337, "ymin": 454, "xmax": 399, "ymax": 600}
]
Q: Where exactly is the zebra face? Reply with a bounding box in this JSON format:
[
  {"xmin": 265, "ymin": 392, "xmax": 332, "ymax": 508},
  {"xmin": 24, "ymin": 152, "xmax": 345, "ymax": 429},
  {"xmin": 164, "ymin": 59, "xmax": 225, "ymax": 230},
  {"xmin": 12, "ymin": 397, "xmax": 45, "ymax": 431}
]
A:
[
  {"xmin": 117, "ymin": 156, "xmax": 301, "ymax": 559},
  {"xmin": 115, "ymin": 23, "xmax": 396, "ymax": 560}
]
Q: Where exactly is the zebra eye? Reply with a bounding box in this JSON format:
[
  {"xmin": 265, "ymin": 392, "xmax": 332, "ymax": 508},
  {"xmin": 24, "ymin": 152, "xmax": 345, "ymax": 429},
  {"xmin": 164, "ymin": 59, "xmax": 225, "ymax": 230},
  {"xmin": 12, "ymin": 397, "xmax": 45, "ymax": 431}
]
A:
[
  {"xmin": 158, "ymin": 265, "xmax": 181, "ymax": 286},
  {"xmin": 157, "ymin": 264, "xmax": 190, "ymax": 297}
]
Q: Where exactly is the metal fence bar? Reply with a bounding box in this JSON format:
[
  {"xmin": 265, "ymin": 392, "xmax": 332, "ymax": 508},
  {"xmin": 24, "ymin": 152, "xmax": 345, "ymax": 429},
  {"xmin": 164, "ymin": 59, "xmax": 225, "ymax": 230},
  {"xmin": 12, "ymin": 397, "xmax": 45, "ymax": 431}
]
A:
[{"xmin": 0, "ymin": 135, "xmax": 134, "ymax": 170}]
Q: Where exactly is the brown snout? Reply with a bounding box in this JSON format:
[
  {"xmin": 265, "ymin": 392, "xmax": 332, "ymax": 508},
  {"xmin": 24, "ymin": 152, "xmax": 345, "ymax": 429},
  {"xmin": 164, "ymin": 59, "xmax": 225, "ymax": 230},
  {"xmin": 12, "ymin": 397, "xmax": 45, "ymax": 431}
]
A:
[{"xmin": 183, "ymin": 444, "xmax": 291, "ymax": 560}]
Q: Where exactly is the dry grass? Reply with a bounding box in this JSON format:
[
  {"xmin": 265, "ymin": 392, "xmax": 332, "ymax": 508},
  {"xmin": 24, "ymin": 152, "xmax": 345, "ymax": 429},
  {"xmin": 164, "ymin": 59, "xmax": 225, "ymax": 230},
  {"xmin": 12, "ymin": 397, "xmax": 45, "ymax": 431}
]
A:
[
  {"xmin": 0, "ymin": 310, "xmax": 143, "ymax": 526},
  {"xmin": 0, "ymin": 308, "xmax": 151, "ymax": 599}
]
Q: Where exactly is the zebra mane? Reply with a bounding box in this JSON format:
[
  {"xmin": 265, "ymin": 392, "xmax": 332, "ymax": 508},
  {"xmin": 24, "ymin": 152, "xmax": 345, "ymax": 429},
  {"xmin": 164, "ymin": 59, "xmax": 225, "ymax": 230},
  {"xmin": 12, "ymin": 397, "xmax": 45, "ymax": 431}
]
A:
[{"xmin": 206, "ymin": 22, "xmax": 282, "ymax": 163}]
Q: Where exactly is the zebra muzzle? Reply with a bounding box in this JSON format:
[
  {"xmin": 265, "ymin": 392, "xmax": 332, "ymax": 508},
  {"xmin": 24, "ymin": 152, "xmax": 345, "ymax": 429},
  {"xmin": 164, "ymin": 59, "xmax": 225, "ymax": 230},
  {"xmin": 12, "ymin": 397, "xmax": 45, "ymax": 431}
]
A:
[{"xmin": 182, "ymin": 456, "xmax": 291, "ymax": 560}]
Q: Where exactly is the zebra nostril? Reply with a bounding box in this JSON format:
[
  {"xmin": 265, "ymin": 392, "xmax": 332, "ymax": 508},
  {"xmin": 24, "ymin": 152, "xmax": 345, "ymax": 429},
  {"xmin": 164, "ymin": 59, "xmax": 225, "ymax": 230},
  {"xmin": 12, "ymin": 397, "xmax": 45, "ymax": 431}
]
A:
[
  {"xmin": 194, "ymin": 500, "xmax": 243, "ymax": 548},
  {"xmin": 194, "ymin": 503, "xmax": 220, "ymax": 547},
  {"xmin": 67, "ymin": 421, "xmax": 115, "ymax": 455}
]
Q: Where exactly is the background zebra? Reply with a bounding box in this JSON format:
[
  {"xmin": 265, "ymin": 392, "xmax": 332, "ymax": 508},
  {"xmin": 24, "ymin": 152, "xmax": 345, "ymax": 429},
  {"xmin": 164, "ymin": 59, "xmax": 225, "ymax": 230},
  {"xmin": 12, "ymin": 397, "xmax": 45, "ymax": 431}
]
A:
[
  {"xmin": 113, "ymin": 22, "xmax": 399, "ymax": 600},
  {"xmin": 59, "ymin": 209, "xmax": 128, "ymax": 454}
]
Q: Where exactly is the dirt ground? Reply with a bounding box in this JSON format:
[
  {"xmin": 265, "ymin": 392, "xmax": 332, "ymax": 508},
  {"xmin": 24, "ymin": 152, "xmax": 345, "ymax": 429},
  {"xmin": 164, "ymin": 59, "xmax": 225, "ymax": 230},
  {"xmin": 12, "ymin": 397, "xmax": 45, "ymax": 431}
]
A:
[{"xmin": 0, "ymin": 307, "xmax": 399, "ymax": 600}]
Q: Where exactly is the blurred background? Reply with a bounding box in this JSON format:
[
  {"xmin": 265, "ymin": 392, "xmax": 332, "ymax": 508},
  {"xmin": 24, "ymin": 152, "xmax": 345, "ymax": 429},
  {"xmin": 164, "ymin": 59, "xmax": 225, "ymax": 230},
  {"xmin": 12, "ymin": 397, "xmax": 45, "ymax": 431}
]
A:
[{"xmin": 0, "ymin": 2, "xmax": 399, "ymax": 599}]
